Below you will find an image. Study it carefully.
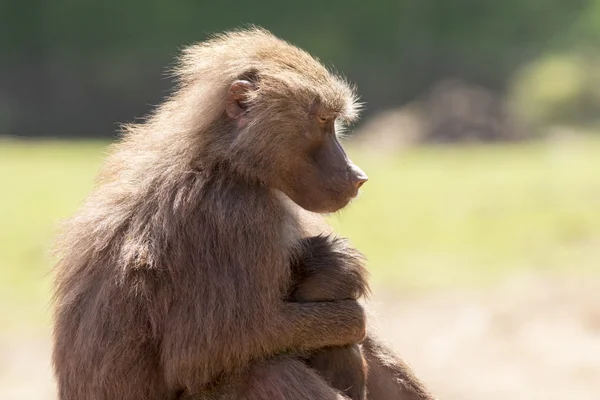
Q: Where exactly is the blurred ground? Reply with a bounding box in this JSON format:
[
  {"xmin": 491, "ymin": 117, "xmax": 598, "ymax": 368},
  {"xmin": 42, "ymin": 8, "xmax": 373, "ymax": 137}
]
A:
[
  {"xmin": 373, "ymin": 275, "xmax": 600, "ymax": 400},
  {"xmin": 2, "ymin": 275, "xmax": 599, "ymax": 400},
  {"xmin": 1, "ymin": 137, "xmax": 599, "ymax": 399}
]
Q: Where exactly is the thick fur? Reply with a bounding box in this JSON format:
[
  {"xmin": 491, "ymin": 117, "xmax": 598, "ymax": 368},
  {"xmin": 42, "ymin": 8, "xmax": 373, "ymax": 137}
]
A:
[
  {"xmin": 52, "ymin": 27, "xmax": 434, "ymax": 400},
  {"xmin": 183, "ymin": 234, "xmax": 435, "ymax": 400},
  {"xmin": 52, "ymin": 28, "xmax": 364, "ymax": 400},
  {"xmin": 289, "ymin": 235, "xmax": 369, "ymax": 303}
]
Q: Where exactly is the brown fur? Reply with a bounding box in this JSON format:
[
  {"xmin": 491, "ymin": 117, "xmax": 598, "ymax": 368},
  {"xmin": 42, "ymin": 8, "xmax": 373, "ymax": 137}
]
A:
[
  {"xmin": 363, "ymin": 335, "xmax": 435, "ymax": 400},
  {"xmin": 288, "ymin": 235, "xmax": 435, "ymax": 400},
  {"xmin": 52, "ymin": 27, "xmax": 434, "ymax": 400},
  {"xmin": 288, "ymin": 235, "xmax": 369, "ymax": 400}
]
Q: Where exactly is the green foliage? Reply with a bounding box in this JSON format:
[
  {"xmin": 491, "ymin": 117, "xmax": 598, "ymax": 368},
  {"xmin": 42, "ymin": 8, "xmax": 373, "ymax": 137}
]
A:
[
  {"xmin": 2, "ymin": 138, "xmax": 600, "ymax": 331},
  {"xmin": 508, "ymin": 54, "xmax": 600, "ymax": 129},
  {"xmin": 1, "ymin": 0, "xmax": 597, "ymax": 137}
]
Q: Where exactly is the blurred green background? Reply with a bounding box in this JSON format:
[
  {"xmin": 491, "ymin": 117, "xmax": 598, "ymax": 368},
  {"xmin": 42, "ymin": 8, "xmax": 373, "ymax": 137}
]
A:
[
  {"xmin": 1, "ymin": 2, "xmax": 600, "ymax": 399},
  {"xmin": 3, "ymin": 0, "xmax": 600, "ymax": 138}
]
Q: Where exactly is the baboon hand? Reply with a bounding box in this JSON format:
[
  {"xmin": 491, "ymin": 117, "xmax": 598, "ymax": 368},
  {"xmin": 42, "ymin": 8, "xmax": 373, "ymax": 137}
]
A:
[
  {"xmin": 343, "ymin": 300, "xmax": 367, "ymax": 343},
  {"xmin": 290, "ymin": 235, "xmax": 369, "ymax": 302}
]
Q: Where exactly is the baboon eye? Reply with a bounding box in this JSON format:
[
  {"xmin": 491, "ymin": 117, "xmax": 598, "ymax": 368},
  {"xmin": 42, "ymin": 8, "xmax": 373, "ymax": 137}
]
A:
[{"xmin": 317, "ymin": 115, "xmax": 330, "ymax": 125}]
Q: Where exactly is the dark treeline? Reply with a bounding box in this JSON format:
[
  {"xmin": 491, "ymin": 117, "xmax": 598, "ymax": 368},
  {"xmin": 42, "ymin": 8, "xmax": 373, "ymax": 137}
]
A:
[{"xmin": 0, "ymin": 0, "xmax": 593, "ymax": 138}]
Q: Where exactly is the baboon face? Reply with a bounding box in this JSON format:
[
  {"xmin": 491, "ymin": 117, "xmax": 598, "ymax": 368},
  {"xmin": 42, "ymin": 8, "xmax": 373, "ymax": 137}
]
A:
[
  {"xmin": 226, "ymin": 79, "xmax": 368, "ymax": 214},
  {"xmin": 286, "ymin": 99, "xmax": 368, "ymax": 214}
]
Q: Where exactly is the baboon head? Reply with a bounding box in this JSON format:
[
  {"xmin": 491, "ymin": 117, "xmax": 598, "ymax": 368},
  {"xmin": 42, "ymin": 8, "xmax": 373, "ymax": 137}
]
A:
[
  {"xmin": 225, "ymin": 70, "xmax": 367, "ymax": 216},
  {"xmin": 179, "ymin": 28, "xmax": 368, "ymax": 213}
]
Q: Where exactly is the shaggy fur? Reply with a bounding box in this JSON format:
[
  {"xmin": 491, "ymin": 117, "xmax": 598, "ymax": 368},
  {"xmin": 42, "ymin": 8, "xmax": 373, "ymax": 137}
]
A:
[{"xmin": 52, "ymin": 27, "xmax": 434, "ymax": 400}]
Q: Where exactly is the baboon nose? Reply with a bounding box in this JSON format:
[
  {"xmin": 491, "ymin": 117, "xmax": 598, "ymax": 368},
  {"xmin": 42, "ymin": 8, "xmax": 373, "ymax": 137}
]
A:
[
  {"xmin": 356, "ymin": 177, "xmax": 367, "ymax": 189},
  {"xmin": 354, "ymin": 174, "xmax": 368, "ymax": 190},
  {"xmin": 350, "ymin": 165, "xmax": 368, "ymax": 196}
]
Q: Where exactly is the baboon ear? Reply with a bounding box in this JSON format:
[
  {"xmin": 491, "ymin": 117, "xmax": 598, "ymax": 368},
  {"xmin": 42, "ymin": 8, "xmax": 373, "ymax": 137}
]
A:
[
  {"xmin": 226, "ymin": 80, "xmax": 256, "ymax": 120},
  {"xmin": 226, "ymin": 69, "xmax": 259, "ymax": 121}
]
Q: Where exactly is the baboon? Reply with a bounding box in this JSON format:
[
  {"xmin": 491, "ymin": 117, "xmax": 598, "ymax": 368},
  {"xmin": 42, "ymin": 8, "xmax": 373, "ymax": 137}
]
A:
[{"xmin": 52, "ymin": 27, "xmax": 435, "ymax": 400}]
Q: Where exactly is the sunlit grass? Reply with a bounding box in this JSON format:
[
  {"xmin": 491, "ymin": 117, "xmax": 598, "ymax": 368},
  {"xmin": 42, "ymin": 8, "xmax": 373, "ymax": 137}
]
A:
[
  {"xmin": 1, "ymin": 136, "xmax": 599, "ymax": 330},
  {"xmin": 0, "ymin": 140, "xmax": 107, "ymax": 333},
  {"xmin": 333, "ymin": 136, "xmax": 600, "ymax": 288}
]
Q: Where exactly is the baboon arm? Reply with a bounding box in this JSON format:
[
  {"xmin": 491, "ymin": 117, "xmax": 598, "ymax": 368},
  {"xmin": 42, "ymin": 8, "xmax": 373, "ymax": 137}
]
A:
[
  {"xmin": 363, "ymin": 335, "xmax": 436, "ymax": 400},
  {"xmin": 273, "ymin": 300, "xmax": 366, "ymax": 351},
  {"xmin": 161, "ymin": 300, "xmax": 365, "ymax": 391}
]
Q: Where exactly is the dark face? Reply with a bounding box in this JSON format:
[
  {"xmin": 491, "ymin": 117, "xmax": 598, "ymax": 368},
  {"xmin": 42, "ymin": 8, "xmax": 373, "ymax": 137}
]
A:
[
  {"xmin": 225, "ymin": 80, "xmax": 367, "ymax": 214},
  {"xmin": 276, "ymin": 103, "xmax": 368, "ymax": 214}
]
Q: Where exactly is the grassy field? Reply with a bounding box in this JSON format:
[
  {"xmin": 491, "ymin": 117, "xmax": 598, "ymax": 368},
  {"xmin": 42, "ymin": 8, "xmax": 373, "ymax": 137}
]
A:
[
  {"xmin": 337, "ymin": 136, "xmax": 600, "ymax": 288},
  {"xmin": 1, "ymin": 136, "xmax": 600, "ymax": 333}
]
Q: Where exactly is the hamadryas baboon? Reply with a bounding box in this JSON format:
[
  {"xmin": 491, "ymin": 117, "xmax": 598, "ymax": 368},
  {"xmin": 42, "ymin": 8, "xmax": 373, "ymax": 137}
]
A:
[{"xmin": 52, "ymin": 27, "xmax": 434, "ymax": 400}]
